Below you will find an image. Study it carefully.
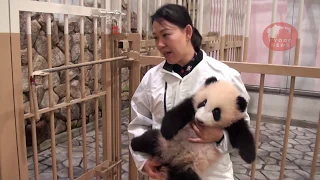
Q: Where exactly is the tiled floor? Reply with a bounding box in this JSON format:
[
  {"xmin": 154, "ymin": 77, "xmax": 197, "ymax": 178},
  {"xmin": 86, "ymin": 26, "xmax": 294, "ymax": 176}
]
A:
[{"xmin": 28, "ymin": 114, "xmax": 319, "ymax": 180}]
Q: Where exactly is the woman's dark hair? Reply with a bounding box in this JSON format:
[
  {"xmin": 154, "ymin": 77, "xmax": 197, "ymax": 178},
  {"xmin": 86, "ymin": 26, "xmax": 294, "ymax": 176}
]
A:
[{"xmin": 151, "ymin": 4, "xmax": 202, "ymax": 52}]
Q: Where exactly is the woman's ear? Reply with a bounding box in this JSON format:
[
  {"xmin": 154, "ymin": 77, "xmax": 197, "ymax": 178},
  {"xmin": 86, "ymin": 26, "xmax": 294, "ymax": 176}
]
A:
[{"xmin": 185, "ymin": 24, "xmax": 193, "ymax": 40}]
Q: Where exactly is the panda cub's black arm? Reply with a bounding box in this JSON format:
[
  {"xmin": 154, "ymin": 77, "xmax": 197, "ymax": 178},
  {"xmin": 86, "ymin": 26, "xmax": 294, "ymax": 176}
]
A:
[
  {"xmin": 131, "ymin": 129, "xmax": 161, "ymax": 157},
  {"xmin": 161, "ymin": 97, "xmax": 195, "ymax": 140},
  {"xmin": 225, "ymin": 119, "xmax": 256, "ymax": 164}
]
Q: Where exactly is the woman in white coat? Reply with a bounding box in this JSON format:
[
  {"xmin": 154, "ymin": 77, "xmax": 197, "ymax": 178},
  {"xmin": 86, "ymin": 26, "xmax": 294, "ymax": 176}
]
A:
[{"xmin": 128, "ymin": 3, "xmax": 250, "ymax": 180}]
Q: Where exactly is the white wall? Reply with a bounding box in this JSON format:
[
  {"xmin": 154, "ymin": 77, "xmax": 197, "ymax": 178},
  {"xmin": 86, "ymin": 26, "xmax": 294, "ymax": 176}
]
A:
[
  {"xmin": 241, "ymin": 0, "xmax": 320, "ymax": 94},
  {"xmin": 247, "ymin": 91, "xmax": 320, "ymax": 124},
  {"xmin": 241, "ymin": 0, "xmax": 320, "ymax": 124}
]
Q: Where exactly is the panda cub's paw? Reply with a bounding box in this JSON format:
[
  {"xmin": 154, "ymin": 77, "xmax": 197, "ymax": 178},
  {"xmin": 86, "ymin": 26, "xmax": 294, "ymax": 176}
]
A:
[
  {"xmin": 161, "ymin": 114, "xmax": 179, "ymax": 140},
  {"xmin": 161, "ymin": 97, "xmax": 195, "ymax": 140},
  {"xmin": 204, "ymin": 76, "xmax": 218, "ymax": 86}
]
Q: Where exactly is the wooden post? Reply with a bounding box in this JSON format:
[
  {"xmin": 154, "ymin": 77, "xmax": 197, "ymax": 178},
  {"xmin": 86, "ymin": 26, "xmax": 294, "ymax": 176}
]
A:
[
  {"xmin": 101, "ymin": 0, "xmax": 113, "ymax": 179},
  {"xmin": 0, "ymin": 0, "xmax": 21, "ymax": 179},
  {"xmin": 128, "ymin": 33, "xmax": 141, "ymax": 180}
]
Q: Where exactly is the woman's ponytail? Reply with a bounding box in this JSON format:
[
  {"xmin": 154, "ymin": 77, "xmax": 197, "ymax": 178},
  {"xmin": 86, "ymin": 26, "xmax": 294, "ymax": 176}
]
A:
[{"xmin": 191, "ymin": 26, "xmax": 202, "ymax": 52}]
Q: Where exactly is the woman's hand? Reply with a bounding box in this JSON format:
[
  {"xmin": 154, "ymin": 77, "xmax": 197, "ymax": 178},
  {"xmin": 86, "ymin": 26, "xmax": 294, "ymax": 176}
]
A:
[
  {"xmin": 188, "ymin": 121, "xmax": 224, "ymax": 143},
  {"xmin": 143, "ymin": 158, "xmax": 165, "ymax": 180}
]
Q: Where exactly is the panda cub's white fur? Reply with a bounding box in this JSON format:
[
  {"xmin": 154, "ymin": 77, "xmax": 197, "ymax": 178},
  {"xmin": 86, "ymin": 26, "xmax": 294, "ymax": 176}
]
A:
[
  {"xmin": 131, "ymin": 76, "xmax": 256, "ymax": 180},
  {"xmin": 156, "ymin": 122, "xmax": 222, "ymax": 178},
  {"xmin": 193, "ymin": 80, "xmax": 247, "ymax": 128}
]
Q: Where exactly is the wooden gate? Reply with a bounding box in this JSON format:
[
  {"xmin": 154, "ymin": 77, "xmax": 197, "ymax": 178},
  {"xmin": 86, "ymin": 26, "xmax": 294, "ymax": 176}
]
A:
[{"xmin": 1, "ymin": 0, "xmax": 320, "ymax": 180}]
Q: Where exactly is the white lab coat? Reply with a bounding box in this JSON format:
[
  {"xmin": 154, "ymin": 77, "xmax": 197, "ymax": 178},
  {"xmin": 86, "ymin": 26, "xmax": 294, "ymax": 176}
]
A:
[{"xmin": 128, "ymin": 50, "xmax": 250, "ymax": 180}]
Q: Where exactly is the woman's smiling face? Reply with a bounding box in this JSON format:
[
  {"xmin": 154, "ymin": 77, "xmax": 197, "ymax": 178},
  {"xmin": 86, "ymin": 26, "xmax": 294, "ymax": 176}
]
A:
[{"xmin": 152, "ymin": 19, "xmax": 193, "ymax": 66}]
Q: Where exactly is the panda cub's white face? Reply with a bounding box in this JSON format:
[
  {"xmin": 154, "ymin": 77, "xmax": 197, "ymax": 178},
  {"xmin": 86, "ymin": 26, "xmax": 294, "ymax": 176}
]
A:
[{"xmin": 193, "ymin": 80, "xmax": 247, "ymax": 128}]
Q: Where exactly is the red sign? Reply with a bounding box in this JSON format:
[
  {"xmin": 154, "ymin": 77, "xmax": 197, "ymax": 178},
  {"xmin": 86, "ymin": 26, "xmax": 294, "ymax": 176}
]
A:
[{"xmin": 262, "ymin": 22, "xmax": 298, "ymax": 51}]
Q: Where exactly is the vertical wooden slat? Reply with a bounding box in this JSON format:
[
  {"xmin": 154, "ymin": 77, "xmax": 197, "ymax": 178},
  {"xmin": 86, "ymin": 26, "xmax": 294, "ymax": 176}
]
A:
[
  {"xmin": 209, "ymin": 0, "xmax": 213, "ymax": 58},
  {"xmin": 118, "ymin": 58, "xmax": 122, "ymax": 180},
  {"xmin": 231, "ymin": 0, "xmax": 234, "ymax": 61},
  {"xmin": 230, "ymin": 0, "xmax": 236, "ymax": 61},
  {"xmin": 63, "ymin": 0, "xmax": 73, "ymax": 178},
  {"xmin": 268, "ymin": 0, "xmax": 278, "ymax": 64},
  {"xmin": 93, "ymin": 0, "xmax": 101, "ymax": 179},
  {"xmin": 137, "ymin": 0, "xmax": 142, "ymax": 34},
  {"xmin": 146, "ymin": 0, "xmax": 150, "ymax": 40},
  {"xmin": 224, "ymin": 0, "xmax": 228, "ymax": 60},
  {"xmin": 243, "ymin": 0, "xmax": 252, "ymax": 62},
  {"xmin": 294, "ymin": 0, "xmax": 304, "ymax": 66},
  {"xmin": 119, "ymin": 6, "xmax": 123, "ymax": 180},
  {"xmin": 127, "ymin": 0, "xmax": 131, "ymax": 32},
  {"xmin": 27, "ymin": 12, "xmax": 40, "ymax": 180},
  {"xmin": 154, "ymin": 0, "xmax": 157, "ymax": 15},
  {"xmin": 79, "ymin": 0, "xmax": 88, "ymax": 173},
  {"xmin": 101, "ymin": 0, "xmax": 113, "ymax": 179},
  {"xmin": 118, "ymin": 4, "xmax": 122, "ymax": 35},
  {"xmin": 215, "ymin": 0, "xmax": 219, "ymax": 59},
  {"xmin": 133, "ymin": 17, "xmax": 141, "ymax": 180},
  {"xmin": 250, "ymin": 74, "xmax": 265, "ymax": 180},
  {"xmin": 111, "ymin": 34, "xmax": 115, "ymax": 180},
  {"xmin": 111, "ymin": 1, "xmax": 122, "ymax": 179},
  {"xmin": 234, "ymin": 0, "xmax": 238, "ymax": 61},
  {"xmin": 220, "ymin": 0, "xmax": 227, "ymax": 61},
  {"xmin": 251, "ymin": 1, "xmax": 278, "ymax": 179},
  {"xmin": 192, "ymin": 0, "xmax": 195, "ymax": 25},
  {"xmin": 129, "ymin": 34, "xmax": 141, "ymax": 180},
  {"xmin": 235, "ymin": 0, "xmax": 242, "ymax": 62},
  {"xmin": 239, "ymin": 0, "xmax": 245, "ymax": 62},
  {"xmin": 279, "ymin": 77, "xmax": 295, "ymax": 179},
  {"xmin": 46, "ymin": 0, "xmax": 58, "ymax": 178},
  {"xmin": 112, "ymin": 36, "xmax": 121, "ymax": 180},
  {"xmin": 310, "ymin": 111, "xmax": 320, "ymax": 179},
  {"xmin": 279, "ymin": 0, "xmax": 303, "ymax": 179},
  {"xmin": 218, "ymin": 0, "xmax": 221, "ymax": 60},
  {"xmin": 198, "ymin": 0, "xmax": 203, "ymax": 34},
  {"xmin": 196, "ymin": 0, "xmax": 200, "ymax": 29},
  {"xmin": 228, "ymin": 0, "xmax": 232, "ymax": 61},
  {"xmin": 235, "ymin": 0, "xmax": 238, "ymax": 61}
]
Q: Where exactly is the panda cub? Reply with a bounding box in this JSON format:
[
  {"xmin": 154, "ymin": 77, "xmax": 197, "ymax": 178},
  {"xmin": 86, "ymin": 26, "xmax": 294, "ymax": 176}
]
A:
[{"xmin": 131, "ymin": 76, "xmax": 256, "ymax": 180}]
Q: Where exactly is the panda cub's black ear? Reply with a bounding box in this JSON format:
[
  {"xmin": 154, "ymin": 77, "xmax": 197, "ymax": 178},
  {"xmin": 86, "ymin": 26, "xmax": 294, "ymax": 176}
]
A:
[
  {"xmin": 204, "ymin": 76, "xmax": 218, "ymax": 86},
  {"xmin": 237, "ymin": 96, "xmax": 247, "ymax": 112}
]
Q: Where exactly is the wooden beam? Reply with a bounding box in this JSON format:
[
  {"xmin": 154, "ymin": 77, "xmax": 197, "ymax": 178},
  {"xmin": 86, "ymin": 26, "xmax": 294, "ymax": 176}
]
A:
[{"xmin": 222, "ymin": 61, "xmax": 320, "ymax": 78}]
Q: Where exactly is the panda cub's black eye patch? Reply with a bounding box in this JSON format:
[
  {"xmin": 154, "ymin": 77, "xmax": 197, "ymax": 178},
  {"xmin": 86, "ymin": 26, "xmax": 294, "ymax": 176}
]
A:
[
  {"xmin": 197, "ymin": 99, "xmax": 207, "ymax": 108},
  {"xmin": 212, "ymin": 108, "xmax": 221, "ymax": 121}
]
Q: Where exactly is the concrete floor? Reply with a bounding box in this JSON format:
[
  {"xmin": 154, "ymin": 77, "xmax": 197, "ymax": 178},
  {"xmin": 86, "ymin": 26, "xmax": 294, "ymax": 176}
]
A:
[{"xmin": 28, "ymin": 113, "xmax": 319, "ymax": 180}]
